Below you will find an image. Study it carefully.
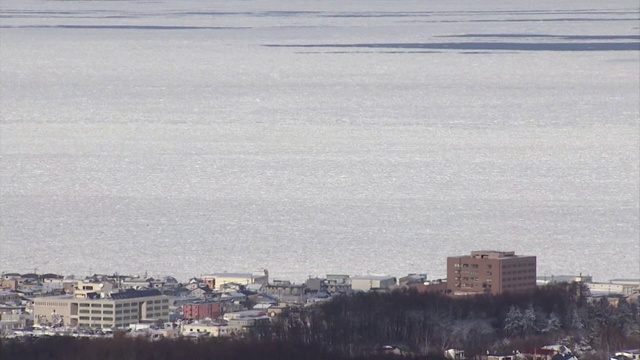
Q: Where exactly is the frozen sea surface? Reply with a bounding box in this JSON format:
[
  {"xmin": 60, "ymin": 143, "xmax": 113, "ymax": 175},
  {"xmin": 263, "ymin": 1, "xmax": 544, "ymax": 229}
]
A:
[{"xmin": 1, "ymin": 0, "xmax": 639, "ymax": 282}]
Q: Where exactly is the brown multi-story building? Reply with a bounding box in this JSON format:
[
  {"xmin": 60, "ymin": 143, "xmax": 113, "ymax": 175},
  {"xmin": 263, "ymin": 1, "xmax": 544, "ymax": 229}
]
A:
[
  {"xmin": 183, "ymin": 301, "xmax": 221, "ymax": 320},
  {"xmin": 447, "ymin": 250, "xmax": 537, "ymax": 295}
]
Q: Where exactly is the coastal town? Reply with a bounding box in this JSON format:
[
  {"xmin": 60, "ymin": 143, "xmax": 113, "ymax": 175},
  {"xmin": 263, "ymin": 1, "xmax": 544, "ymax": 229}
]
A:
[{"xmin": 1, "ymin": 250, "xmax": 639, "ymax": 360}]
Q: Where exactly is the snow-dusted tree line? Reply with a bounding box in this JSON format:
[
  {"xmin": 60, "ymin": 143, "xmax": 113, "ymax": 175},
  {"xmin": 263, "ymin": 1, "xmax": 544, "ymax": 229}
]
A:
[{"xmin": 263, "ymin": 282, "xmax": 639, "ymax": 359}]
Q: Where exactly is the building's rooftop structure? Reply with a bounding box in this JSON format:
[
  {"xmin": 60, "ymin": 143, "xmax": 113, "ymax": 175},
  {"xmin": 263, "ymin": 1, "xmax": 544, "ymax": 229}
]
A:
[
  {"xmin": 470, "ymin": 250, "xmax": 517, "ymax": 259},
  {"xmin": 111, "ymin": 289, "xmax": 162, "ymax": 300},
  {"xmin": 351, "ymin": 275, "xmax": 395, "ymax": 281},
  {"xmin": 205, "ymin": 273, "xmax": 262, "ymax": 279},
  {"xmin": 609, "ymin": 279, "xmax": 640, "ymax": 285}
]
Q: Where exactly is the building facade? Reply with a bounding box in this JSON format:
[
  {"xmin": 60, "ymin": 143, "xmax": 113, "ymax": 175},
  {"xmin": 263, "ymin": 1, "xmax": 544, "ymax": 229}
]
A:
[
  {"xmin": 351, "ymin": 275, "xmax": 397, "ymax": 292},
  {"xmin": 447, "ymin": 250, "xmax": 537, "ymax": 295},
  {"xmin": 183, "ymin": 301, "xmax": 221, "ymax": 320},
  {"xmin": 0, "ymin": 291, "xmax": 20, "ymax": 303},
  {"xmin": 202, "ymin": 271, "xmax": 269, "ymax": 290},
  {"xmin": 181, "ymin": 323, "xmax": 243, "ymax": 337},
  {"xmin": 33, "ymin": 289, "xmax": 169, "ymax": 329}
]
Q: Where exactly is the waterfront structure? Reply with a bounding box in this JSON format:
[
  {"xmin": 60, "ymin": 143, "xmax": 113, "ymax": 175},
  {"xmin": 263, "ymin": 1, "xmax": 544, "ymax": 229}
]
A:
[
  {"xmin": 33, "ymin": 288, "xmax": 169, "ymax": 329},
  {"xmin": 447, "ymin": 250, "xmax": 537, "ymax": 295}
]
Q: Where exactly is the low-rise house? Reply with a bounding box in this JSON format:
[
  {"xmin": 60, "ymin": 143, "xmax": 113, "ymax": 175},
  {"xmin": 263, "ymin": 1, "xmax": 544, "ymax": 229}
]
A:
[
  {"xmin": 613, "ymin": 349, "xmax": 640, "ymax": 360},
  {"xmin": 263, "ymin": 283, "xmax": 307, "ymax": 304},
  {"xmin": 227, "ymin": 316, "xmax": 270, "ymax": 328},
  {"xmin": 0, "ymin": 291, "xmax": 20, "ymax": 304},
  {"xmin": 324, "ymin": 274, "xmax": 352, "ymax": 292},
  {"xmin": 536, "ymin": 275, "xmax": 593, "ymax": 286},
  {"xmin": 222, "ymin": 310, "xmax": 271, "ymax": 330},
  {"xmin": 245, "ymin": 283, "xmax": 264, "ymax": 292},
  {"xmin": 536, "ymin": 345, "xmax": 577, "ymax": 360},
  {"xmin": 163, "ymin": 286, "xmax": 190, "ymax": 297},
  {"xmin": 376, "ymin": 345, "xmax": 404, "ymax": 356},
  {"xmin": 1, "ymin": 274, "xmax": 34, "ymax": 291},
  {"xmin": 520, "ymin": 348, "xmax": 557, "ymax": 360},
  {"xmin": 184, "ymin": 282, "xmax": 201, "ymax": 291},
  {"xmin": 40, "ymin": 275, "xmax": 65, "ymax": 294},
  {"xmin": 2, "ymin": 273, "xmax": 21, "ymax": 281},
  {"xmin": 588, "ymin": 282, "xmax": 627, "ymax": 296},
  {"xmin": 16, "ymin": 289, "xmax": 37, "ymax": 297},
  {"xmin": 305, "ymin": 278, "xmax": 328, "ymax": 294},
  {"xmin": 126, "ymin": 323, "xmax": 179, "ymax": 339},
  {"xmin": 181, "ymin": 322, "xmax": 243, "ymax": 337},
  {"xmin": 171, "ymin": 296, "xmax": 202, "ymax": 307},
  {"xmin": 266, "ymin": 305, "xmax": 287, "ymax": 317},
  {"xmin": 18, "ymin": 279, "xmax": 42, "ymax": 294},
  {"xmin": 399, "ymin": 273, "xmax": 428, "ymax": 287},
  {"xmin": 219, "ymin": 282, "xmax": 246, "ymax": 292},
  {"xmin": 351, "ymin": 275, "xmax": 396, "ymax": 292},
  {"xmin": 444, "ymin": 348, "xmax": 466, "ymax": 360},
  {"xmin": 222, "ymin": 310, "xmax": 266, "ymax": 321},
  {"xmin": 551, "ymin": 354, "xmax": 578, "ymax": 360},
  {"xmin": 251, "ymin": 293, "xmax": 279, "ymax": 307},
  {"xmin": 306, "ymin": 292, "xmax": 331, "ymax": 305},
  {"xmin": 589, "ymin": 280, "xmax": 640, "ymax": 297},
  {"xmin": 117, "ymin": 275, "xmax": 178, "ymax": 291},
  {"xmin": 1, "ymin": 279, "xmax": 18, "ymax": 291},
  {"xmin": 188, "ymin": 286, "xmax": 217, "ymax": 299},
  {"xmin": 610, "ymin": 279, "xmax": 640, "ymax": 287},
  {"xmin": 63, "ymin": 280, "xmax": 78, "ymax": 294},
  {"xmin": 0, "ymin": 304, "xmax": 25, "ymax": 317},
  {"xmin": 218, "ymin": 292, "xmax": 249, "ymax": 313},
  {"xmin": 0, "ymin": 312, "xmax": 33, "ymax": 332},
  {"xmin": 21, "ymin": 273, "xmax": 39, "ymax": 281},
  {"xmin": 252, "ymin": 303, "xmax": 272, "ymax": 310},
  {"xmin": 409, "ymin": 279, "xmax": 449, "ymax": 294},
  {"xmin": 121, "ymin": 278, "xmax": 154, "ymax": 290},
  {"xmin": 219, "ymin": 291, "xmax": 247, "ymax": 303},
  {"xmin": 326, "ymin": 274, "xmax": 350, "ymax": 285},
  {"xmin": 73, "ymin": 280, "xmax": 118, "ymax": 299}
]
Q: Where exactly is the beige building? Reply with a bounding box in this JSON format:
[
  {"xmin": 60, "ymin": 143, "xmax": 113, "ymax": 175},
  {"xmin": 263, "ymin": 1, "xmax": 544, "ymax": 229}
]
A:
[
  {"xmin": 33, "ymin": 289, "xmax": 169, "ymax": 329},
  {"xmin": 202, "ymin": 271, "xmax": 269, "ymax": 290},
  {"xmin": 1, "ymin": 279, "xmax": 18, "ymax": 291}
]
